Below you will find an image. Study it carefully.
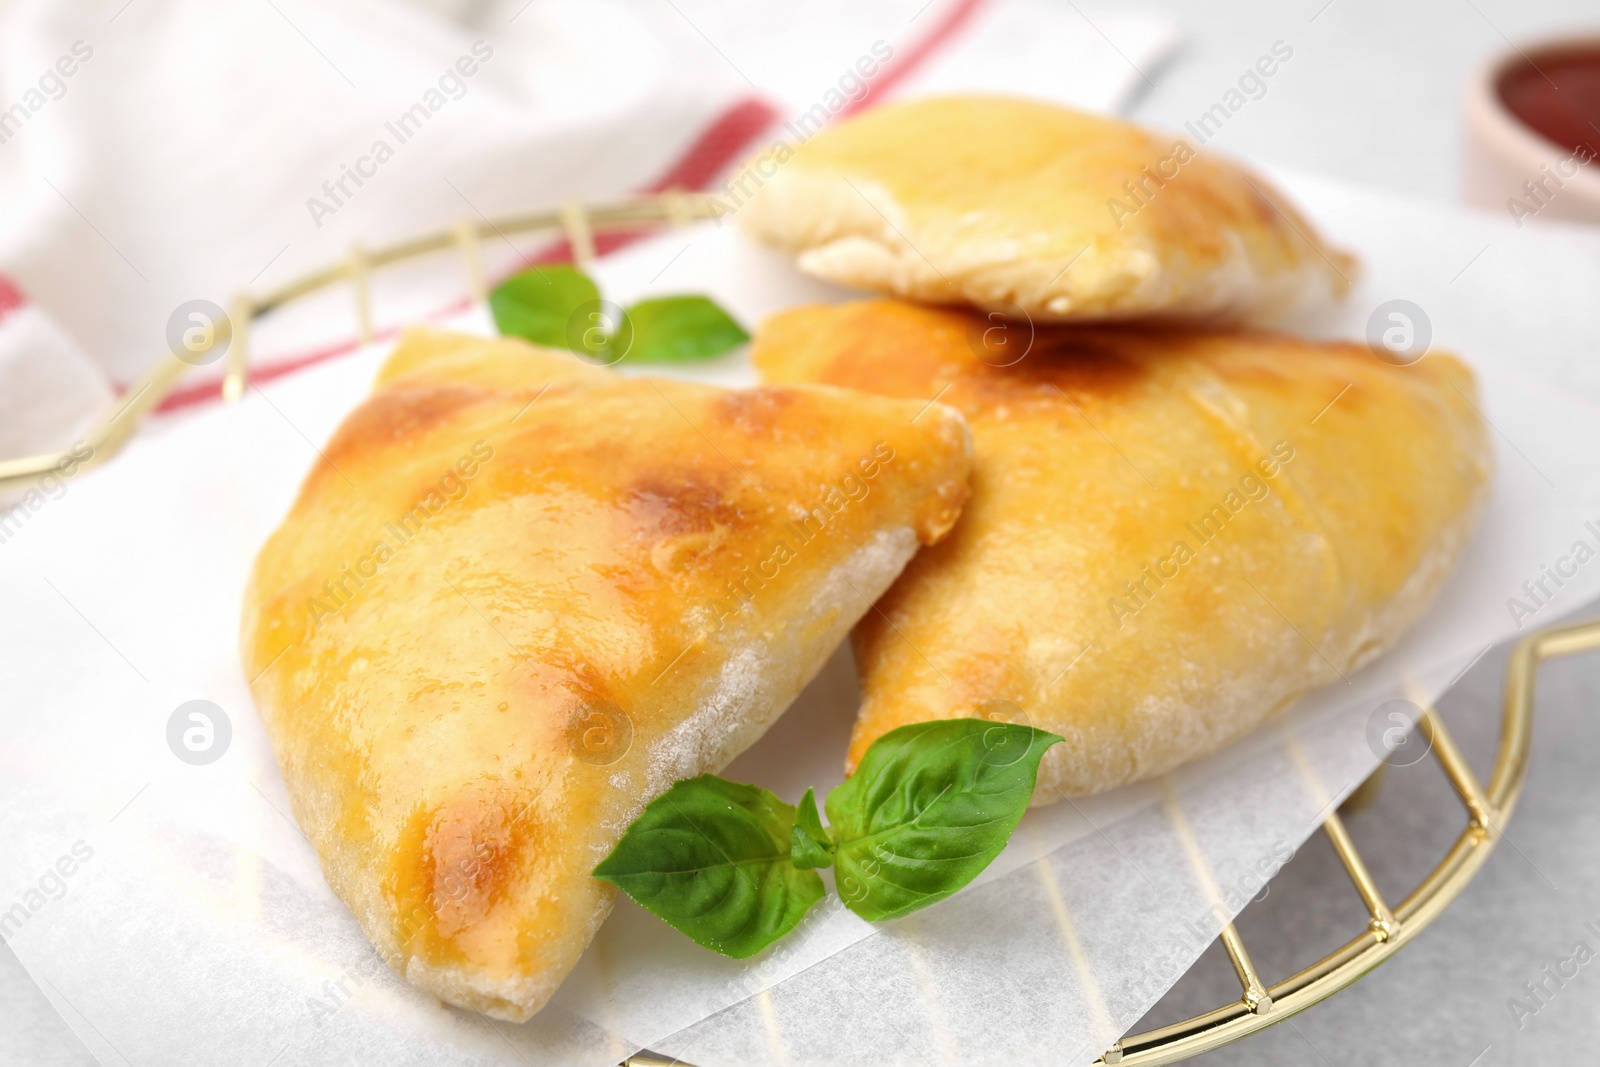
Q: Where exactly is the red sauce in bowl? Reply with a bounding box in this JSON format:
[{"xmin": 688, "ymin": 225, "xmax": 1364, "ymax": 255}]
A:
[{"xmin": 1497, "ymin": 46, "xmax": 1600, "ymax": 159}]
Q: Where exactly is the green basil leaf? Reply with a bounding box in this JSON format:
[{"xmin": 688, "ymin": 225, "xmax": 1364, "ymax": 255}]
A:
[
  {"xmin": 593, "ymin": 775, "xmax": 824, "ymax": 958},
  {"xmin": 618, "ymin": 296, "xmax": 749, "ymax": 363},
  {"xmin": 825, "ymin": 720, "xmax": 1062, "ymax": 922},
  {"xmin": 489, "ymin": 265, "xmax": 600, "ymax": 352},
  {"xmin": 790, "ymin": 787, "xmax": 834, "ymax": 871}
]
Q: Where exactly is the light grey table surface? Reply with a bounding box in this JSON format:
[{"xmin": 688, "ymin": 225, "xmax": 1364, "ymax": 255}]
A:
[
  {"xmin": 1128, "ymin": 0, "xmax": 1597, "ymax": 206},
  {"xmin": 5, "ymin": 1, "xmax": 1598, "ymax": 1063}
]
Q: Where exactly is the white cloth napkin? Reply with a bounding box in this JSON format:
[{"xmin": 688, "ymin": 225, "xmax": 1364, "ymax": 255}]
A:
[
  {"xmin": 0, "ymin": 0, "xmax": 743, "ymax": 463},
  {"xmin": 0, "ymin": 0, "xmax": 1178, "ymax": 480}
]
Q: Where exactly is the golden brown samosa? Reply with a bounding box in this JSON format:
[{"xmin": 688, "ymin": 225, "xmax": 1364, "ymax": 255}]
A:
[
  {"xmin": 737, "ymin": 94, "xmax": 1356, "ymax": 324},
  {"xmin": 241, "ymin": 328, "xmax": 970, "ymax": 1019},
  {"xmin": 753, "ymin": 300, "xmax": 1490, "ymax": 800}
]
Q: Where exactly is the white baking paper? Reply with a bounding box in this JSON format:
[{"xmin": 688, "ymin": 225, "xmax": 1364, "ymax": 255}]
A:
[{"xmin": 3, "ymin": 172, "xmax": 1600, "ymax": 1067}]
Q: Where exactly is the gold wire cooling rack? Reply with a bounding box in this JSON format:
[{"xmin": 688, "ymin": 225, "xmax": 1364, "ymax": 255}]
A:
[{"xmin": 1, "ymin": 191, "xmax": 1593, "ymax": 1065}]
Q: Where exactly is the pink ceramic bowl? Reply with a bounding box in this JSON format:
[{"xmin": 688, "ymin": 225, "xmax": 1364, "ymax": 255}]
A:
[{"xmin": 1463, "ymin": 33, "xmax": 1600, "ymax": 227}]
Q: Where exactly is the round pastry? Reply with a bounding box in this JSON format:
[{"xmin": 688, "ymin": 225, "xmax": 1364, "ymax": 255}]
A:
[{"xmin": 736, "ymin": 94, "xmax": 1357, "ymax": 325}]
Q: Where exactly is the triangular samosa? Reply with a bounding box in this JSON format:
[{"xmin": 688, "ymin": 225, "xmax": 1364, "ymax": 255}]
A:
[{"xmin": 241, "ymin": 328, "xmax": 971, "ymax": 1019}]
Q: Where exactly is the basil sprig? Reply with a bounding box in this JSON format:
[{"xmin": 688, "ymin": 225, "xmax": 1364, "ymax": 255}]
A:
[
  {"xmin": 592, "ymin": 777, "xmax": 824, "ymax": 958},
  {"xmin": 489, "ymin": 266, "xmax": 600, "ymax": 352},
  {"xmin": 621, "ymin": 295, "xmax": 750, "ymax": 363},
  {"xmin": 826, "ymin": 720, "xmax": 1062, "ymax": 921},
  {"xmin": 489, "ymin": 265, "xmax": 748, "ymax": 364},
  {"xmin": 593, "ymin": 720, "xmax": 1062, "ymax": 957},
  {"xmin": 790, "ymin": 787, "xmax": 834, "ymax": 871}
]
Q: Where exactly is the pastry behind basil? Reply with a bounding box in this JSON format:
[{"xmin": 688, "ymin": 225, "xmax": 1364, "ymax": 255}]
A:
[{"xmin": 754, "ymin": 300, "xmax": 1490, "ymax": 799}]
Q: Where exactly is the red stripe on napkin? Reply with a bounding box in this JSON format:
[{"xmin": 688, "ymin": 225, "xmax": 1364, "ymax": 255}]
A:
[
  {"xmin": 838, "ymin": 0, "xmax": 990, "ymax": 118},
  {"xmin": 155, "ymin": 96, "xmax": 779, "ymax": 414},
  {"xmin": 527, "ymin": 96, "xmax": 781, "ymax": 266},
  {"xmin": 0, "ymin": 274, "xmax": 28, "ymax": 323},
  {"xmin": 153, "ymin": 0, "xmax": 990, "ymax": 414}
]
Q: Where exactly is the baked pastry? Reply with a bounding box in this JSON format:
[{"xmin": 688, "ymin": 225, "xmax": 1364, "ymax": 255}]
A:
[
  {"xmin": 753, "ymin": 300, "xmax": 1490, "ymax": 799},
  {"xmin": 736, "ymin": 94, "xmax": 1356, "ymax": 324},
  {"xmin": 240, "ymin": 328, "xmax": 971, "ymax": 1019}
]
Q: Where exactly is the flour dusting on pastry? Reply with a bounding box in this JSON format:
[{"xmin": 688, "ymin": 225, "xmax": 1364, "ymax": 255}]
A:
[
  {"xmin": 240, "ymin": 328, "xmax": 971, "ymax": 1020},
  {"xmin": 753, "ymin": 300, "xmax": 1490, "ymax": 799},
  {"xmin": 738, "ymin": 94, "xmax": 1357, "ymax": 325}
]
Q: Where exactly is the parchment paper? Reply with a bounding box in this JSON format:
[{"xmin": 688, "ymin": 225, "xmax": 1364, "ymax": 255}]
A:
[{"xmin": 3, "ymin": 171, "xmax": 1599, "ymax": 1067}]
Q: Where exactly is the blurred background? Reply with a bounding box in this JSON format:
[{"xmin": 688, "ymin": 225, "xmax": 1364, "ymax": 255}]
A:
[
  {"xmin": 3, "ymin": 0, "xmax": 1599, "ymax": 470},
  {"xmin": 2, "ymin": 0, "xmax": 1597, "ymax": 1063}
]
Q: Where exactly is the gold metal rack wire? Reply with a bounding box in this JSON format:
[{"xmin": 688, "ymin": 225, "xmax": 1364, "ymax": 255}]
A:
[
  {"xmin": 0, "ymin": 190, "xmax": 715, "ymax": 492},
  {"xmin": 1078, "ymin": 614, "xmax": 1584, "ymax": 1066},
  {"xmin": 0, "ymin": 191, "xmax": 1587, "ymax": 1065}
]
